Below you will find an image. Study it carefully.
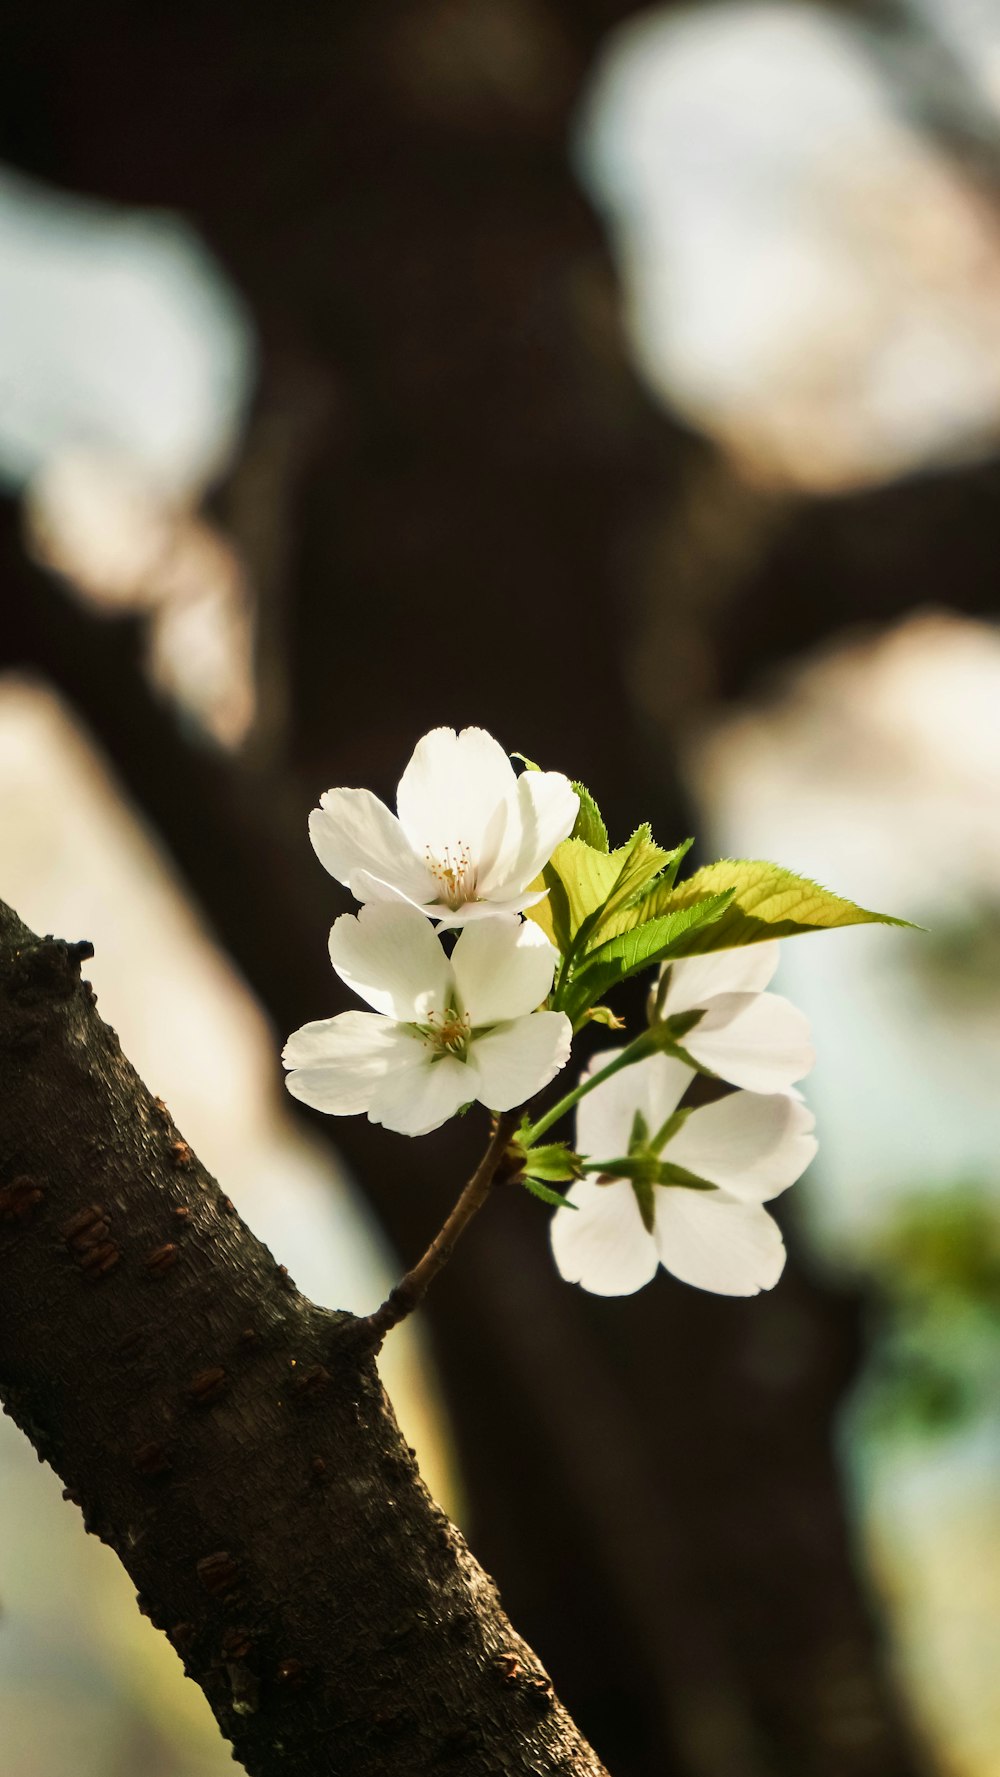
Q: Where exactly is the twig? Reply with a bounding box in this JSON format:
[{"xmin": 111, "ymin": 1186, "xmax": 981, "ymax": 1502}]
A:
[{"xmin": 356, "ymin": 1110, "xmax": 520, "ymax": 1345}]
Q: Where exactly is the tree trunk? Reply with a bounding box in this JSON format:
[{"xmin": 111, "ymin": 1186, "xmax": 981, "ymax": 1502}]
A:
[{"xmin": 0, "ymin": 897, "xmax": 608, "ymax": 1777}]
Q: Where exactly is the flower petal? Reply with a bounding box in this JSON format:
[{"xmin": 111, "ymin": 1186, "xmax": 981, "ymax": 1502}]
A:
[
  {"xmin": 309, "ymin": 788, "xmax": 435, "ymax": 905},
  {"xmin": 433, "ymin": 889, "xmax": 548, "ymax": 928},
  {"xmin": 653, "ymin": 1191, "xmax": 786, "ymax": 1295},
  {"xmin": 550, "ymin": 1177, "xmax": 659, "ymax": 1297},
  {"xmin": 471, "ymin": 1011, "xmax": 572, "ymax": 1110},
  {"xmin": 327, "ymin": 904, "xmax": 452, "ymax": 1021},
  {"xmin": 682, "ymin": 992, "xmax": 815, "ymax": 1092},
  {"xmin": 395, "ymin": 726, "xmax": 517, "ymax": 863},
  {"xmin": 478, "ymin": 768, "xmax": 579, "ymax": 896},
  {"xmin": 369, "ymin": 1053, "xmax": 474, "ymax": 1136},
  {"xmin": 660, "ymin": 942, "xmax": 780, "ymax": 1014},
  {"xmin": 283, "ymin": 1012, "xmax": 421, "ymax": 1114},
  {"xmin": 452, "ymin": 916, "xmax": 557, "ymax": 1026},
  {"xmin": 668, "ymin": 1090, "xmax": 817, "ymax": 1201},
  {"xmin": 576, "ymin": 1051, "xmax": 693, "ymax": 1163}
]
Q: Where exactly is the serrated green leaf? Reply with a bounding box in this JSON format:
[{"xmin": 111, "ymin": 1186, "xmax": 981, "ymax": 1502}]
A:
[
  {"xmin": 570, "ymin": 781, "xmax": 609, "ymax": 852},
  {"xmin": 644, "ymin": 860, "xmax": 914, "ymax": 954},
  {"xmin": 563, "ymin": 893, "xmax": 733, "ymax": 1022},
  {"xmin": 593, "ymin": 839, "xmax": 694, "ymax": 940},
  {"xmin": 520, "ymin": 1175, "xmax": 579, "ymax": 1210}
]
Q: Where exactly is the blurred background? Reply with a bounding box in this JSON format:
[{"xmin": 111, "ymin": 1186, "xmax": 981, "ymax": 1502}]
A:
[{"xmin": 0, "ymin": 3, "xmax": 998, "ymax": 1774}]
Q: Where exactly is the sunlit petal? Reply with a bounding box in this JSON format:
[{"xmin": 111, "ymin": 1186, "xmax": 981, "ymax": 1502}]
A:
[
  {"xmin": 653, "ymin": 1191, "xmax": 786, "ymax": 1295},
  {"xmin": 396, "ymin": 726, "xmax": 517, "ymax": 862},
  {"xmin": 683, "ymin": 991, "xmax": 814, "ymax": 1091},
  {"xmin": 661, "ymin": 941, "xmax": 780, "ymax": 1013},
  {"xmin": 668, "ymin": 1090, "xmax": 817, "ymax": 1200},
  {"xmin": 550, "ymin": 1177, "xmax": 659, "ymax": 1296},
  {"xmin": 471, "ymin": 1011, "xmax": 571, "ymax": 1109},
  {"xmin": 328, "ymin": 904, "xmax": 452, "ymax": 1021},
  {"xmin": 452, "ymin": 916, "xmax": 557, "ymax": 1026},
  {"xmin": 282, "ymin": 1012, "xmax": 422, "ymax": 1114},
  {"xmin": 479, "ymin": 769, "xmax": 579, "ymax": 895},
  {"xmin": 369, "ymin": 1053, "xmax": 474, "ymax": 1136},
  {"xmin": 309, "ymin": 787, "xmax": 434, "ymax": 904}
]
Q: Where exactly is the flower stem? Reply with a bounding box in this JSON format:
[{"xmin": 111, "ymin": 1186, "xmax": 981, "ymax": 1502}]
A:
[
  {"xmin": 519, "ymin": 1030, "xmax": 659, "ymax": 1147},
  {"xmin": 354, "ymin": 1110, "xmax": 521, "ymax": 1347}
]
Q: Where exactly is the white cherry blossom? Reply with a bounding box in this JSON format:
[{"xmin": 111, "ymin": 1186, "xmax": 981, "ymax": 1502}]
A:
[
  {"xmin": 653, "ymin": 941, "xmax": 814, "ymax": 1093},
  {"xmin": 309, "ymin": 726, "xmax": 579, "ymax": 926},
  {"xmin": 550, "ymin": 1049, "xmax": 817, "ymax": 1297},
  {"xmin": 283, "ymin": 904, "xmax": 571, "ymax": 1136}
]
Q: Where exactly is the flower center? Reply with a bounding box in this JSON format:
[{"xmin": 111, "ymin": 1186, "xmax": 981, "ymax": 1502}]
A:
[
  {"xmin": 419, "ymin": 1005, "xmax": 472, "ymax": 1062},
  {"xmin": 426, "ymin": 842, "xmax": 476, "ymax": 909}
]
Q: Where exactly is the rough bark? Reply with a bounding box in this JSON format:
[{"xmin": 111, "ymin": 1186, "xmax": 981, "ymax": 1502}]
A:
[{"xmin": 0, "ymin": 896, "xmax": 609, "ymax": 1777}]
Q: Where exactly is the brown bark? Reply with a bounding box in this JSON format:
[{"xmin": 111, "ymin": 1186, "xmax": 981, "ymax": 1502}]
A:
[{"xmin": 0, "ymin": 896, "xmax": 609, "ymax": 1777}]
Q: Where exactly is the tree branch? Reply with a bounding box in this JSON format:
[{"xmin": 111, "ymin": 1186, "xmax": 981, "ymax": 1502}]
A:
[{"xmin": 0, "ymin": 897, "xmax": 608, "ymax": 1777}]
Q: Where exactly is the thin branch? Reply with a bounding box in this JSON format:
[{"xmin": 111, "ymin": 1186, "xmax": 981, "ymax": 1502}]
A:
[{"xmin": 356, "ymin": 1109, "xmax": 520, "ymax": 1345}]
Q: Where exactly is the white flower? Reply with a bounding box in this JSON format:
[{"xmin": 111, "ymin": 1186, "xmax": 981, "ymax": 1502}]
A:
[
  {"xmin": 283, "ymin": 904, "xmax": 572, "ymax": 1136},
  {"xmin": 653, "ymin": 941, "xmax": 814, "ymax": 1093},
  {"xmin": 550, "ymin": 1050, "xmax": 817, "ymax": 1297},
  {"xmin": 308, "ymin": 726, "xmax": 579, "ymax": 926}
]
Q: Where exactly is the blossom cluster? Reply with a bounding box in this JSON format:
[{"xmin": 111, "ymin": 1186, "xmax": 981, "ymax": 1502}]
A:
[{"xmin": 282, "ymin": 725, "xmax": 892, "ymax": 1300}]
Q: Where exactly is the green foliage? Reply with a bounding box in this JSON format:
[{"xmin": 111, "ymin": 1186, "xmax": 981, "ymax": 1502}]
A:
[
  {"xmin": 517, "ymin": 1141, "xmax": 583, "ymax": 1184},
  {"xmin": 519, "ymin": 1175, "xmax": 579, "ymax": 1209},
  {"xmin": 637, "ymin": 859, "xmax": 914, "ymax": 953},
  {"xmin": 570, "ymin": 781, "xmax": 609, "ymax": 852},
  {"xmin": 561, "ymin": 896, "xmax": 733, "ymax": 1024}
]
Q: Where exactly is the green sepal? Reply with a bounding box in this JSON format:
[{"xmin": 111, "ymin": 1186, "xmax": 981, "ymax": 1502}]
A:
[
  {"xmin": 520, "ymin": 1175, "xmax": 579, "ymax": 1210},
  {"xmin": 518, "ymin": 1141, "xmax": 583, "ymax": 1184}
]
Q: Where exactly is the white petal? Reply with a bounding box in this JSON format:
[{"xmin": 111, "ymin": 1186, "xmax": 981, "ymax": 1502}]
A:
[
  {"xmin": 478, "ymin": 769, "xmax": 579, "ymax": 896},
  {"xmin": 433, "ymin": 889, "xmax": 548, "ymax": 928},
  {"xmin": 653, "ymin": 1191, "xmax": 786, "ymax": 1295},
  {"xmin": 395, "ymin": 726, "xmax": 517, "ymax": 863},
  {"xmin": 550, "ymin": 1177, "xmax": 659, "ymax": 1297},
  {"xmin": 369, "ymin": 1053, "xmax": 474, "ymax": 1136},
  {"xmin": 328, "ymin": 904, "xmax": 452, "ymax": 1021},
  {"xmin": 471, "ymin": 1011, "xmax": 572, "ymax": 1110},
  {"xmin": 576, "ymin": 1050, "xmax": 693, "ymax": 1163},
  {"xmin": 668, "ymin": 1090, "xmax": 817, "ymax": 1201},
  {"xmin": 661, "ymin": 942, "xmax": 780, "ymax": 1014},
  {"xmin": 452, "ymin": 916, "xmax": 557, "ymax": 1026},
  {"xmin": 283, "ymin": 1012, "xmax": 421, "ymax": 1114},
  {"xmin": 309, "ymin": 788, "xmax": 435, "ymax": 904},
  {"xmin": 682, "ymin": 992, "xmax": 815, "ymax": 1092}
]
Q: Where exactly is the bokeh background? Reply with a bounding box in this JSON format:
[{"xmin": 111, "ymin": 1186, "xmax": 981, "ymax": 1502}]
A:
[{"xmin": 1, "ymin": 4, "xmax": 999, "ymax": 1775}]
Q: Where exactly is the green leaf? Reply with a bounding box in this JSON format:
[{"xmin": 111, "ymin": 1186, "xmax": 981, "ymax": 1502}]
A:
[
  {"xmin": 520, "ymin": 1175, "xmax": 579, "ymax": 1210},
  {"xmin": 593, "ymin": 839, "xmax": 694, "ymax": 940},
  {"xmin": 570, "ymin": 781, "xmax": 609, "ymax": 852},
  {"xmin": 563, "ymin": 893, "xmax": 733, "ymax": 1022},
  {"xmin": 648, "ymin": 860, "xmax": 915, "ymax": 953},
  {"xmin": 511, "ymin": 752, "xmax": 541, "ymax": 771},
  {"xmin": 528, "ymin": 825, "xmax": 674, "ymax": 952}
]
